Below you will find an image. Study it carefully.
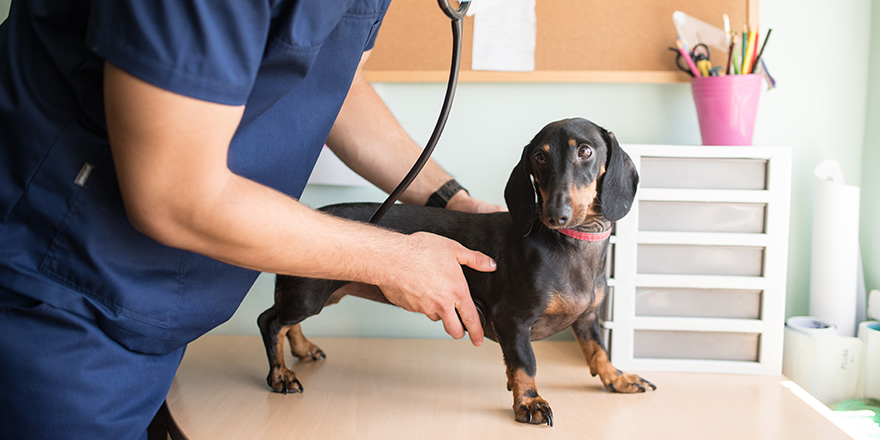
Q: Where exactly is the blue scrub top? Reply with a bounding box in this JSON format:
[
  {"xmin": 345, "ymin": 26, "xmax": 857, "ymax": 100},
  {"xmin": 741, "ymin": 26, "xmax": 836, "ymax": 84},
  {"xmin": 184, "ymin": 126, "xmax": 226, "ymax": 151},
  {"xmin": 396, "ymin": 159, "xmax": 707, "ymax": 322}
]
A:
[{"xmin": 0, "ymin": 0, "xmax": 391, "ymax": 354}]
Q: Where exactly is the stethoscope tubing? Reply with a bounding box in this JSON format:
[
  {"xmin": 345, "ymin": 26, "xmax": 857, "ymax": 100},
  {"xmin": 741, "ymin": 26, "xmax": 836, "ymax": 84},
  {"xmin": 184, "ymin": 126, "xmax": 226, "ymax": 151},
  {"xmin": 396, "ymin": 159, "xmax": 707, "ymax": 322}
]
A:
[{"xmin": 368, "ymin": 0, "xmax": 470, "ymax": 224}]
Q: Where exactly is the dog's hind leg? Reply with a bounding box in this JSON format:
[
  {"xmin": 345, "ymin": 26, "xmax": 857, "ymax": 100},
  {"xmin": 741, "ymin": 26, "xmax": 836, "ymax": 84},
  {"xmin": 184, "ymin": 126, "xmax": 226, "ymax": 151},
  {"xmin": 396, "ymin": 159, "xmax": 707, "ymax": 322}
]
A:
[
  {"xmin": 285, "ymin": 322, "xmax": 326, "ymax": 362},
  {"xmin": 257, "ymin": 306, "xmax": 304, "ymax": 394},
  {"xmin": 258, "ymin": 277, "xmax": 345, "ymax": 394},
  {"xmin": 283, "ymin": 282, "xmax": 388, "ymax": 364}
]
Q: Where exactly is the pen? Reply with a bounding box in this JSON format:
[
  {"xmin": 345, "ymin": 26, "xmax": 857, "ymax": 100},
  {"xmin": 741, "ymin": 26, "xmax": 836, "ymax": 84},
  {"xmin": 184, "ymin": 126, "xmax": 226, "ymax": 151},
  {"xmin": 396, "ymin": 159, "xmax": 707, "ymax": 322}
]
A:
[{"xmin": 675, "ymin": 38, "xmax": 702, "ymax": 77}]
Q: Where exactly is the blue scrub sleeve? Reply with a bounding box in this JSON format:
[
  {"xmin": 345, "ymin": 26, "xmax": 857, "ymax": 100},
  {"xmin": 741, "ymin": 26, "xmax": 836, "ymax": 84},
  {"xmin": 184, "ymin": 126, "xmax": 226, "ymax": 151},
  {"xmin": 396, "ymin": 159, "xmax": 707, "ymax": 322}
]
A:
[
  {"xmin": 85, "ymin": 0, "xmax": 270, "ymax": 106},
  {"xmin": 364, "ymin": 12, "xmax": 384, "ymax": 51}
]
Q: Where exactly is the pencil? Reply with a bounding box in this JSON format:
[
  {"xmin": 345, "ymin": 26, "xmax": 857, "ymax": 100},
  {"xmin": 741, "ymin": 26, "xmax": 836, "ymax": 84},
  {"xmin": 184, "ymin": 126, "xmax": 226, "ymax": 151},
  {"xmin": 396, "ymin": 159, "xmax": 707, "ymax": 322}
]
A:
[
  {"xmin": 751, "ymin": 32, "xmax": 760, "ymax": 72},
  {"xmin": 675, "ymin": 38, "xmax": 702, "ymax": 77},
  {"xmin": 743, "ymin": 30, "xmax": 757, "ymax": 74},
  {"xmin": 726, "ymin": 35, "xmax": 735, "ymax": 75},
  {"xmin": 752, "ymin": 28, "xmax": 772, "ymax": 70},
  {"xmin": 723, "ymin": 14, "xmax": 731, "ymax": 46}
]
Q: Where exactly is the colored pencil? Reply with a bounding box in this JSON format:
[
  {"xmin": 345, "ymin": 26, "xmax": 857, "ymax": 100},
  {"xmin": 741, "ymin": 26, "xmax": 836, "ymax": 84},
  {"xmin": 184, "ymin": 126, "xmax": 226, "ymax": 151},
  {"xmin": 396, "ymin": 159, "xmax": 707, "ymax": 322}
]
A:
[
  {"xmin": 749, "ymin": 33, "xmax": 757, "ymax": 73},
  {"xmin": 743, "ymin": 30, "xmax": 757, "ymax": 74},
  {"xmin": 675, "ymin": 38, "xmax": 702, "ymax": 77},
  {"xmin": 723, "ymin": 14, "xmax": 731, "ymax": 46},
  {"xmin": 752, "ymin": 28, "xmax": 773, "ymax": 71}
]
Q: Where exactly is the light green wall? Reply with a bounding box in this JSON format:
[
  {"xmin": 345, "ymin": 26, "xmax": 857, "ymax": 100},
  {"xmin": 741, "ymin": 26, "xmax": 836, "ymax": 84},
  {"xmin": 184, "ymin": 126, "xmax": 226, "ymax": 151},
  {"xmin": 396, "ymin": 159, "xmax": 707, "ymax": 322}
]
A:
[
  {"xmin": 862, "ymin": 0, "xmax": 880, "ymax": 297},
  {"xmin": 1, "ymin": 1, "xmax": 874, "ymax": 339},
  {"xmin": 218, "ymin": 0, "xmax": 876, "ymax": 339}
]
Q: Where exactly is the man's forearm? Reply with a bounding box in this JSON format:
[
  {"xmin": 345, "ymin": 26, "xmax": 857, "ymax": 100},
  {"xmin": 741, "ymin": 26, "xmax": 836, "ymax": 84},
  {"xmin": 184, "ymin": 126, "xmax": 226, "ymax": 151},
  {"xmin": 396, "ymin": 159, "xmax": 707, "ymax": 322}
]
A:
[{"xmin": 326, "ymin": 61, "xmax": 460, "ymax": 206}]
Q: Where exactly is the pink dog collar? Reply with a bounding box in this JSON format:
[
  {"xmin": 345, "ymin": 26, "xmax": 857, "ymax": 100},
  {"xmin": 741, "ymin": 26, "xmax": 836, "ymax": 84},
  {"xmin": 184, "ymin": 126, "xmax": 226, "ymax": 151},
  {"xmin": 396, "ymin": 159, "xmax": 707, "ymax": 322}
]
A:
[{"xmin": 556, "ymin": 228, "xmax": 612, "ymax": 242}]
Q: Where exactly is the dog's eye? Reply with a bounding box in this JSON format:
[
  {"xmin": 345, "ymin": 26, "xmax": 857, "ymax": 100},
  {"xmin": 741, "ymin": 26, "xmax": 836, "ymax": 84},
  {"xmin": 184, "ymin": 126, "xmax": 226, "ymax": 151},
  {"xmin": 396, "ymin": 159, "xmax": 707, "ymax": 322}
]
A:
[
  {"xmin": 534, "ymin": 151, "xmax": 547, "ymax": 165},
  {"xmin": 578, "ymin": 144, "xmax": 593, "ymax": 158}
]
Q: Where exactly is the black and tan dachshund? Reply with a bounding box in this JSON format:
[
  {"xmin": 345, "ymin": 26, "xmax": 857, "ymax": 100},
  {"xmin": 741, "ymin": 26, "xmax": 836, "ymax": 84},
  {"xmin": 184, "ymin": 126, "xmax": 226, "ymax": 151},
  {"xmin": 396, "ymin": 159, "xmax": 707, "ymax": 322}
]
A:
[{"xmin": 258, "ymin": 117, "xmax": 655, "ymax": 427}]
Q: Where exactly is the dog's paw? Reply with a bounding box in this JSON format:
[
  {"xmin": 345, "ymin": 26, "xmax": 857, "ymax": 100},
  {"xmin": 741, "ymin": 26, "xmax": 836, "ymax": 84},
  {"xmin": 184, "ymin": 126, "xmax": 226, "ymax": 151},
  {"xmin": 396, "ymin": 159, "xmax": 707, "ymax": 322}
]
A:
[
  {"xmin": 603, "ymin": 370, "xmax": 656, "ymax": 393},
  {"xmin": 295, "ymin": 346, "xmax": 326, "ymax": 363},
  {"xmin": 514, "ymin": 397, "xmax": 554, "ymax": 427},
  {"xmin": 290, "ymin": 337, "xmax": 326, "ymax": 363},
  {"xmin": 267, "ymin": 367, "xmax": 304, "ymax": 395}
]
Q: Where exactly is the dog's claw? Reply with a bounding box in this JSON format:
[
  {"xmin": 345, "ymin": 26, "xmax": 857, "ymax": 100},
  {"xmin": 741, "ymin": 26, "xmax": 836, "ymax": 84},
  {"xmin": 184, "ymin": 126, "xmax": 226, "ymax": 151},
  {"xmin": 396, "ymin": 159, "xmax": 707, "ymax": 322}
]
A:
[
  {"xmin": 604, "ymin": 372, "xmax": 655, "ymax": 394},
  {"xmin": 281, "ymin": 378, "xmax": 303, "ymax": 394},
  {"xmin": 297, "ymin": 348, "xmax": 326, "ymax": 363},
  {"xmin": 515, "ymin": 400, "xmax": 553, "ymax": 426},
  {"xmin": 270, "ymin": 371, "xmax": 304, "ymax": 395}
]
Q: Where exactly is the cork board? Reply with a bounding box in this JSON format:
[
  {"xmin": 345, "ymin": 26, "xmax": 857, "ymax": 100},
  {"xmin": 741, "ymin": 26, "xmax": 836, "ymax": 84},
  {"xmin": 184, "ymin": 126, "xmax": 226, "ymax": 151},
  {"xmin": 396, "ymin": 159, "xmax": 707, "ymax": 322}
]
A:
[{"xmin": 364, "ymin": 0, "xmax": 758, "ymax": 83}]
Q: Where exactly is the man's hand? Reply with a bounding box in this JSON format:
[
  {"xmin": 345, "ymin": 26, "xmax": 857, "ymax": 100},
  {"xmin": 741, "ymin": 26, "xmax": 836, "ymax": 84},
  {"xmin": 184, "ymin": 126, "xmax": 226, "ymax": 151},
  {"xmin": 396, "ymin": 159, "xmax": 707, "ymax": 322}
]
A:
[
  {"xmin": 445, "ymin": 190, "xmax": 506, "ymax": 214},
  {"xmin": 377, "ymin": 232, "xmax": 495, "ymax": 346}
]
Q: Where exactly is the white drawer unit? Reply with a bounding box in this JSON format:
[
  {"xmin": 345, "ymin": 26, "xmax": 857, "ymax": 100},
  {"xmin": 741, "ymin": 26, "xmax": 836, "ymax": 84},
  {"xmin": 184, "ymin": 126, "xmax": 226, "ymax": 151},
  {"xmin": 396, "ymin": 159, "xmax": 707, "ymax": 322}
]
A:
[{"xmin": 604, "ymin": 145, "xmax": 791, "ymax": 375}]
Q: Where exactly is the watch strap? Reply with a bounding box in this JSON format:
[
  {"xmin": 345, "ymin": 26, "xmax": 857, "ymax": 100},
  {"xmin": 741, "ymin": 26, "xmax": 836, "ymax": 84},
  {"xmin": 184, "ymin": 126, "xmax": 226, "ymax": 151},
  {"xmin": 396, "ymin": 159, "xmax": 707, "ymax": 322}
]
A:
[{"xmin": 426, "ymin": 179, "xmax": 467, "ymax": 208}]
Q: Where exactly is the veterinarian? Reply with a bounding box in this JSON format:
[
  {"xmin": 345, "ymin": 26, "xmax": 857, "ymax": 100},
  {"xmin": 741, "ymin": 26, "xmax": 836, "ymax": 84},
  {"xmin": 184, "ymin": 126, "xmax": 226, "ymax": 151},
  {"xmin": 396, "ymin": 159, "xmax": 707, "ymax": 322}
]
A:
[{"xmin": 0, "ymin": 1, "xmax": 500, "ymax": 438}]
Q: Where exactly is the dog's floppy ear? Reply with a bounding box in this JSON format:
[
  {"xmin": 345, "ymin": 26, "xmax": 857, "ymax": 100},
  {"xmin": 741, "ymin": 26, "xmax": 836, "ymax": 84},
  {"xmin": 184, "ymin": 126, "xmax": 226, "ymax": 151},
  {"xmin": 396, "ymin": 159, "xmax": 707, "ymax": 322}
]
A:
[
  {"xmin": 598, "ymin": 130, "xmax": 639, "ymax": 222},
  {"xmin": 504, "ymin": 145, "xmax": 538, "ymax": 236}
]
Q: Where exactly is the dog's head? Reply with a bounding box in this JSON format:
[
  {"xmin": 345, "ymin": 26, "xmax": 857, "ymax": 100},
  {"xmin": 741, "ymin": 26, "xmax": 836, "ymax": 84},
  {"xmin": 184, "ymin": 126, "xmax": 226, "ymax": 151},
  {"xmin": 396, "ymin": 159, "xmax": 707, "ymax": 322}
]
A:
[{"xmin": 504, "ymin": 118, "xmax": 639, "ymax": 237}]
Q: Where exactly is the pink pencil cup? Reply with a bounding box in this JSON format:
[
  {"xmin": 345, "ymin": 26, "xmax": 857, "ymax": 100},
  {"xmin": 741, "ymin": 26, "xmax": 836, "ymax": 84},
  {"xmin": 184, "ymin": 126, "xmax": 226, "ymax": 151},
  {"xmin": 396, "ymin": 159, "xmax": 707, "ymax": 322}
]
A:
[{"xmin": 691, "ymin": 74, "xmax": 763, "ymax": 146}]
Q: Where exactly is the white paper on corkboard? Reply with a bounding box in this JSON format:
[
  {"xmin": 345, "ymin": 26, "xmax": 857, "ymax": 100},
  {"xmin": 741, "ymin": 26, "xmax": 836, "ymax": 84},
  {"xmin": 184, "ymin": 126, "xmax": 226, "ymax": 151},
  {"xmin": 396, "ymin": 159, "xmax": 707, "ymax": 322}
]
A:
[{"xmin": 468, "ymin": 0, "xmax": 536, "ymax": 72}]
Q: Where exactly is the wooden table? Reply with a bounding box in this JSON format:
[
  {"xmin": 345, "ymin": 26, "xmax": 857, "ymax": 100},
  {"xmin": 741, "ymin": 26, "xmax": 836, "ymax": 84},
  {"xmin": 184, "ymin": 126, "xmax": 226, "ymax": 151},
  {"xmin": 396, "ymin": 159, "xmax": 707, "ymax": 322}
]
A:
[{"xmin": 165, "ymin": 335, "xmax": 853, "ymax": 439}]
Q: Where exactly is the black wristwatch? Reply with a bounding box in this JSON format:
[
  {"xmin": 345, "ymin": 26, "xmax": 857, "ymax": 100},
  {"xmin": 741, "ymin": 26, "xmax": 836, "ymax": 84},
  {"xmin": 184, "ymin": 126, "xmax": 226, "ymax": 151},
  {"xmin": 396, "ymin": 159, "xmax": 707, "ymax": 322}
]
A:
[{"xmin": 426, "ymin": 179, "xmax": 467, "ymax": 208}]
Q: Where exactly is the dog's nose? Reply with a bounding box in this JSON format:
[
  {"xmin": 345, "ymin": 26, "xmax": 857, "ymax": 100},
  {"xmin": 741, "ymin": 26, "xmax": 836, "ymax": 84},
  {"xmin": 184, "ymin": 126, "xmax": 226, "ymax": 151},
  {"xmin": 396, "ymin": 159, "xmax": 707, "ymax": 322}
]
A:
[{"xmin": 544, "ymin": 206, "xmax": 572, "ymax": 227}]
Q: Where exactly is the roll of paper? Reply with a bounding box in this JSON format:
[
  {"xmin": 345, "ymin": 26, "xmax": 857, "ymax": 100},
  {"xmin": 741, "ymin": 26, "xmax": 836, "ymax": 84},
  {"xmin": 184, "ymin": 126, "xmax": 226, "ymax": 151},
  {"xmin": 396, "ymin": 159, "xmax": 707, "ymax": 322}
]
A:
[
  {"xmin": 810, "ymin": 160, "xmax": 861, "ymax": 336},
  {"xmin": 856, "ymin": 321, "xmax": 880, "ymax": 400},
  {"xmin": 786, "ymin": 316, "xmax": 839, "ymax": 334},
  {"xmin": 783, "ymin": 316, "xmax": 862, "ymax": 405}
]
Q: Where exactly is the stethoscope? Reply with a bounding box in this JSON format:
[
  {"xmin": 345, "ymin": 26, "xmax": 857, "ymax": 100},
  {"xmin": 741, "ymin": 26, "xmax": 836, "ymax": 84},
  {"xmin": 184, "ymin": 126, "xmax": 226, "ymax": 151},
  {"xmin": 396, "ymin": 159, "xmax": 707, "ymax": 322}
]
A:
[{"xmin": 369, "ymin": 0, "xmax": 471, "ymax": 224}]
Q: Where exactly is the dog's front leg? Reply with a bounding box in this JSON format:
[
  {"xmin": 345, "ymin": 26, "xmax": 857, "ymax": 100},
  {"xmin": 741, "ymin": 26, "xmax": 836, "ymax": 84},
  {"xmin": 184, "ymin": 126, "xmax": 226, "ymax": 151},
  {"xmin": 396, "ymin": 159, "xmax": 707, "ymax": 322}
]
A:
[
  {"xmin": 571, "ymin": 310, "xmax": 656, "ymax": 393},
  {"xmin": 494, "ymin": 321, "xmax": 553, "ymax": 426}
]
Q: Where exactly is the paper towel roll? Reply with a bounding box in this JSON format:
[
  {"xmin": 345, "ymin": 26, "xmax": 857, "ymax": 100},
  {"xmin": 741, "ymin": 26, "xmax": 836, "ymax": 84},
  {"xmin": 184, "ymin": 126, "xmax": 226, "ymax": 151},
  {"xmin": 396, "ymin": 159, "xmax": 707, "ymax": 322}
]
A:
[
  {"xmin": 786, "ymin": 316, "xmax": 839, "ymax": 334},
  {"xmin": 857, "ymin": 321, "xmax": 880, "ymax": 400},
  {"xmin": 783, "ymin": 316, "xmax": 862, "ymax": 405},
  {"xmin": 810, "ymin": 160, "xmax": 861, "ymax": 337}
]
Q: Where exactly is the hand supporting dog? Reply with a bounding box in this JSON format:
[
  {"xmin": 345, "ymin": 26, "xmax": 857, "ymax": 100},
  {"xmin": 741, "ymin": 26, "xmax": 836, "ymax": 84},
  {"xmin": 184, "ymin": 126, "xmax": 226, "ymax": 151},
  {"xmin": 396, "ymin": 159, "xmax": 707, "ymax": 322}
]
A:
[{"xmin": 258, "ymin": 118, "xmax": 655, "ymax": 426}]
